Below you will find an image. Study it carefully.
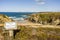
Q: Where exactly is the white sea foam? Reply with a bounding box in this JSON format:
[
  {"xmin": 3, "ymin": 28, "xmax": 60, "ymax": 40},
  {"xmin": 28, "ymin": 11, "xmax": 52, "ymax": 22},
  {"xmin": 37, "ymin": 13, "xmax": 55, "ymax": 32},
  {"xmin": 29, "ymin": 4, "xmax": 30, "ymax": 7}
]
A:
[{"xmin": 9, "ymin": 16, "xmax": 24, "ymax": 21}]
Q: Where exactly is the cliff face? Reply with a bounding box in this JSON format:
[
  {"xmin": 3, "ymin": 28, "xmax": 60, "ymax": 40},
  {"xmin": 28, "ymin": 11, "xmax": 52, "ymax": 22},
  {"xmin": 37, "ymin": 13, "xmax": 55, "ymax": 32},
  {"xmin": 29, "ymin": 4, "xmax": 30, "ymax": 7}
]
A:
[
  {"xmin": 28, "ymin": 12, "xmax": 60, "ymax": 25},
  {"xmin": 0, "ymin": 14, "xmax": 12, "ymax": 24}
]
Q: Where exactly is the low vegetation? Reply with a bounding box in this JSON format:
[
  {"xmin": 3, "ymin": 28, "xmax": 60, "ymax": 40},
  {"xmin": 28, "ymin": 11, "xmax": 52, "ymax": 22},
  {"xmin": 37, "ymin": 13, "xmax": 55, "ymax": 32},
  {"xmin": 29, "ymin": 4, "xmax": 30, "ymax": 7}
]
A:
[
  {"xmin": 14, "ymin": 26, "xmax": 60, "ymax": 40},
  {"xmin": 0, "ymin": 14, "xmax": 12, "ymax": 24}
]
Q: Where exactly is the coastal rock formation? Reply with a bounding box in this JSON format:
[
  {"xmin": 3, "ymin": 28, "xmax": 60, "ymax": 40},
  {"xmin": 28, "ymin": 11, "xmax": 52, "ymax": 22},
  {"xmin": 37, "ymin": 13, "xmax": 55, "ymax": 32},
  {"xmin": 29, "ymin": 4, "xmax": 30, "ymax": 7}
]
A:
[
  {"xmin": 0, "ymin": 14, "xmax": 13, "ymax": 24},
  {"xmin": 0, "ymin": 14, "xmax": 13, "ymax": 29},
  {"xmin": 28, "ymin": 12, "xmax": 60, "ymax": 25}
]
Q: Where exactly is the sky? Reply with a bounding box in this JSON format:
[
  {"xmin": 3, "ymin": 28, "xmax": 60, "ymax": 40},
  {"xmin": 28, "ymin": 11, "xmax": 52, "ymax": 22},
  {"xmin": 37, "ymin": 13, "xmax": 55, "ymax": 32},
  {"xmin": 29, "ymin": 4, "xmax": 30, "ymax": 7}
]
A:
[{"xmin": 0, "ymin": 0, "xmax": 60, "ymax": 12}]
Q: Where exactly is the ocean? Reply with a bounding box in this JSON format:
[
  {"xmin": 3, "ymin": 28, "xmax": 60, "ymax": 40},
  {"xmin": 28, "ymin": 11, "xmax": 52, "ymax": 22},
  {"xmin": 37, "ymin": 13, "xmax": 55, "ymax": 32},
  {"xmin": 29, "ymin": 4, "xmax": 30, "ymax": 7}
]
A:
[{"xmin": 0, "ymin": 12, "xmax": 33, "ymax": 21}]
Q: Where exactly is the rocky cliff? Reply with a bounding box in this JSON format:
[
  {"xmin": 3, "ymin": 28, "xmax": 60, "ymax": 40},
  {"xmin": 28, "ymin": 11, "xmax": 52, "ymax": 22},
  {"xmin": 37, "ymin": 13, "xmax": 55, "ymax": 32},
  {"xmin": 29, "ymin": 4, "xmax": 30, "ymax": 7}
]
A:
[{"xmin": 28, "ymin": 12, "xmax": 60, "ymax": 25}]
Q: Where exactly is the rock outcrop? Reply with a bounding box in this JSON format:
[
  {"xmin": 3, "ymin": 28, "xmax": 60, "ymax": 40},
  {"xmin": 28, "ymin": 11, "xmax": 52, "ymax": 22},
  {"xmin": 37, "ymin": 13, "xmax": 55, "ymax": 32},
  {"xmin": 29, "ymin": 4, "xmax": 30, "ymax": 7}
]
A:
[
  {"xmin": 0, "ymin": 14, "xmax": 13, "ymax": 24},
  {"xmin": 28, "ymin": 12, "xmax": 60, "ymax": 25},
  {"xmin": 0, "ymin": 14, "xmax": 13, "ymax": 32}
]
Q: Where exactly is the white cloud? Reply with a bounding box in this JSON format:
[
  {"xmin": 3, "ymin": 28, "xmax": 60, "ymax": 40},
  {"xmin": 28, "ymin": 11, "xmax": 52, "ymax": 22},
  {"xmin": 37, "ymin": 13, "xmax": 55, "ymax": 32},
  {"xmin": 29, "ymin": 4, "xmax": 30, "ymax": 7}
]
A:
[
  {"xmin": 35, "ymin": 0, "xmax": 45, "ymax": 5},
  {"xmin": 37, "ymin": 1, "xmax": 45, "ymax": 5}
]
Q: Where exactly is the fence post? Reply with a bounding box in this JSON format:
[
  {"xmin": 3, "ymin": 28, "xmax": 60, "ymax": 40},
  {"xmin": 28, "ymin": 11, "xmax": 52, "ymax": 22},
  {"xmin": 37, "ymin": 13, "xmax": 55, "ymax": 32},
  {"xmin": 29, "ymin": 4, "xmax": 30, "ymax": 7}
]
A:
[{"xmin": 9, "ymin": 30, "xmax": 13, "ymax": 40}]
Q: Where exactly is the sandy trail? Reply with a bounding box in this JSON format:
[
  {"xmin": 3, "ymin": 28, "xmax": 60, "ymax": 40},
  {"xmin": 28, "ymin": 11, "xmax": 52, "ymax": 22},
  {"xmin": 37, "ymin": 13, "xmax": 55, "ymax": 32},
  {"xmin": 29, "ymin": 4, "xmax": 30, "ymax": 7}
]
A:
[{"xmin": 17, "ymin": 20, "xmax": 60, "ymax": 28}]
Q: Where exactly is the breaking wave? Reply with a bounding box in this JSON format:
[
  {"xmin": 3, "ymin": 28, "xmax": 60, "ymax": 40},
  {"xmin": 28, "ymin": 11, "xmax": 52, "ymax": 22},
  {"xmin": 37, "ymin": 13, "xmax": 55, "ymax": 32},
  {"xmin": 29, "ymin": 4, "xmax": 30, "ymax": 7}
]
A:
[{"xmin": 9, "ymin": 16, "xmax": 25, "ymax": 21}]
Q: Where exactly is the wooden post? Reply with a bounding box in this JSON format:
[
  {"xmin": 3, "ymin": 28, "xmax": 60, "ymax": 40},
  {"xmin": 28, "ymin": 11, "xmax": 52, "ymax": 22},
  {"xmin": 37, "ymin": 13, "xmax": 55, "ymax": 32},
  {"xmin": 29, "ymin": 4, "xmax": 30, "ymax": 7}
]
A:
[
  {"xmin": 9, "ymin": 30, "xmax": 13, "ymax": 37},
  {"xmin": 9, "ymin": 30, "xmax": 13, "ymax": 40}
]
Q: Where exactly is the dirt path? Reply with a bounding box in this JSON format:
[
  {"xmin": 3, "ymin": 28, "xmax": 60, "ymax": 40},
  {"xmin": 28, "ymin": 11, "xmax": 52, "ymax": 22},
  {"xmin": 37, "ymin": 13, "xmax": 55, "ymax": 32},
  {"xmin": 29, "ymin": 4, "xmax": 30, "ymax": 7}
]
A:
[{"xmin": 17, "ymin": 20, "xmax": 60, "ymax": 28}]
